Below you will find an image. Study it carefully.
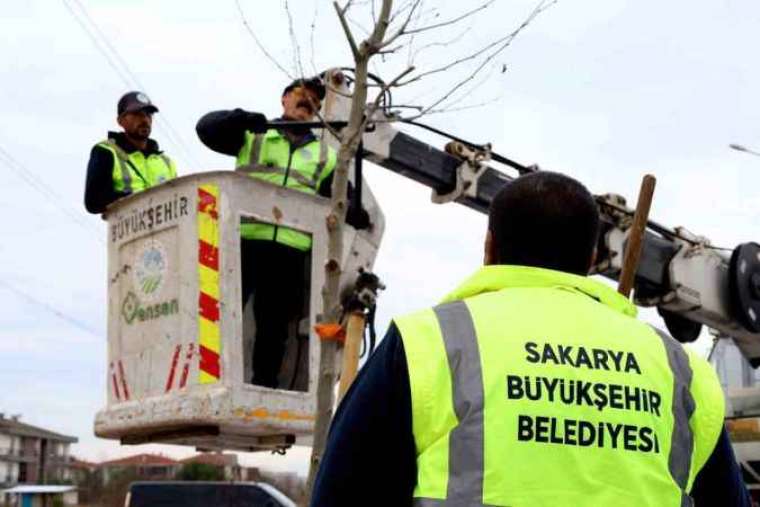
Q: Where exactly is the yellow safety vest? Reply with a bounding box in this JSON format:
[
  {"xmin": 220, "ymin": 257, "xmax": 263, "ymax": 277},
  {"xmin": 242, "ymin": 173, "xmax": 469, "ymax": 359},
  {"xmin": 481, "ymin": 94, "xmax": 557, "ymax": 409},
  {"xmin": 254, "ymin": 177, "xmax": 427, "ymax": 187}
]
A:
[
  {"xmin": 236, "ymin": 128, "xmax": 336, "ymax": 251},
  {"xmin": 97, "ymin": 139, "xmax": 177, "ymax": 194},
  {"xmin": 395, "ymin": 265, "xmax": 725, "ymax": 507}
]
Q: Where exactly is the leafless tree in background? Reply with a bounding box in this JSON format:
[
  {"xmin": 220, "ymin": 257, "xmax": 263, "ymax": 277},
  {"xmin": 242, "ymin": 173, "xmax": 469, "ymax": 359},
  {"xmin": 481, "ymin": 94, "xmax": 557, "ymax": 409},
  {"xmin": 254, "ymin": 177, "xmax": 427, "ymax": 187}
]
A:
[{"xmin": 236, "ymin": 0, "xmax": 556, "ymax": 502}]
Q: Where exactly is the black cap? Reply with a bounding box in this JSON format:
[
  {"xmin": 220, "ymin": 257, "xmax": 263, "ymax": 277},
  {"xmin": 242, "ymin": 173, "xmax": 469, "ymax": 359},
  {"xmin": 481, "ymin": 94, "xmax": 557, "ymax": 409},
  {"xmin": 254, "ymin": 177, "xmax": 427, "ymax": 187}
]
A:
[
  {"xmin": 282, "ymin": 77, "xmax": 326, "ymax": 100},
  {"xmin": 117, "ymin": 91, "xmax": 159, "ymax": 116}
]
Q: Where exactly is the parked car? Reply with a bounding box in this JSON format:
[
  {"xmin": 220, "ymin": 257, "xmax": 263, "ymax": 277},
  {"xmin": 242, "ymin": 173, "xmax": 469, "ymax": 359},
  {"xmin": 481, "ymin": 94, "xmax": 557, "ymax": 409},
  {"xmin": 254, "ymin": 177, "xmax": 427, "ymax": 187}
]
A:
[{"xmin": 124, "ymin": 481, "xmax": 297, "ymax": 507}]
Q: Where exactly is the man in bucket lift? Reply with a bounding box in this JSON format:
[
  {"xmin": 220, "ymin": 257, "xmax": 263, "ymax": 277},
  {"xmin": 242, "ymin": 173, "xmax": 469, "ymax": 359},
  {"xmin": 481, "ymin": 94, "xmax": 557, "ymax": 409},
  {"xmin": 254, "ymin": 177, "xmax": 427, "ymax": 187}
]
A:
[
  {"xmin": 84, "ymin": 92, "xmax": 178, "ymax": 214},
  {"xmin": 196, "ymin": 76, "xmax": 369, "ymax": 388}
]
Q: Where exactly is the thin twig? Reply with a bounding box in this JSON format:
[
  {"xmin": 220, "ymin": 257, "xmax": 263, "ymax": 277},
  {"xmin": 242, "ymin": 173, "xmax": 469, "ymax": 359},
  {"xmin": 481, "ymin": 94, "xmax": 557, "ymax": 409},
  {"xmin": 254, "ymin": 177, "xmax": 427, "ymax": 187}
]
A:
[
  {"xmin": 347, "ymin": 15, "xmax": 372, "ymax": 37},
  {"xmin": 419, "ymin": 1, "xmax": 555, "ymax": 116},
  {"xmin": 309, "ymin": 0, "xmax": 320, "ymax": 74},
  {"xmin": 404, "ymin": 0, "xmax": 494, "ymax": 35},
  {"xmin": 428, "ymin": 57, "xmax": 501, "ymax": 112},
  {"xmin": 377, "ymin": 44, "xmax": 403, "ymax": 55},
  {"xmin": 410, "ymin": 26, "xmax": 469, "ymax": 62},
  {"xmin": 235, "ymin": 0, "xmax": 293, "ymax": 79},
  {"xmin": 397, "ymin": 0, "xmax": 556, "ymax": 87},
  {"xmin": 284, "ymin": 0, "xmax": 305, "ymax": 76},
  {"xmin": 389, "ymin": 0, "xmax": 417, "ymax": 23}
]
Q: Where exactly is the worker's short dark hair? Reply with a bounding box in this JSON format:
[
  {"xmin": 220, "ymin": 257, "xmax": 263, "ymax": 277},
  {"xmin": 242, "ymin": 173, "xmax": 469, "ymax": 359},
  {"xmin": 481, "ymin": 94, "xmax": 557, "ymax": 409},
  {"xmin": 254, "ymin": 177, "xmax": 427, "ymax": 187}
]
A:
[{"xmin": 488, "ymin": 171, "xmax": 600, "ymax": 275}]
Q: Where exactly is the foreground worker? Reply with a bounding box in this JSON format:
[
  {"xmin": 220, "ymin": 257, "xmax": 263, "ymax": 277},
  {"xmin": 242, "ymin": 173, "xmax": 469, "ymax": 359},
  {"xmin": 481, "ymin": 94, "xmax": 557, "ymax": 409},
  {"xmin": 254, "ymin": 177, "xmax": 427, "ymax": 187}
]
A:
[
  {"xmin": 312, "ymin": 171, "xmax": 749, "ymax": 506},
  {"xmin": 196, "ymin": 76, "xmax": 369, "ymax": 388},
  {"xmin": 84, "ymin": 92, "xmax": 177, "ymax": 213}
]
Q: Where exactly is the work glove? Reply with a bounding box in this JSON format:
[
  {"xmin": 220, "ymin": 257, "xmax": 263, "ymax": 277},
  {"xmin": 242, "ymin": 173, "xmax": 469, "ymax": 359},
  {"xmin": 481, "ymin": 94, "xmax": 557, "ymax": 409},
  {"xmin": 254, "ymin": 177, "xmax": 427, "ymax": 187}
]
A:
[{"xmin": 246, "ymin": 112, "xmax": 268, "ymax": 134}]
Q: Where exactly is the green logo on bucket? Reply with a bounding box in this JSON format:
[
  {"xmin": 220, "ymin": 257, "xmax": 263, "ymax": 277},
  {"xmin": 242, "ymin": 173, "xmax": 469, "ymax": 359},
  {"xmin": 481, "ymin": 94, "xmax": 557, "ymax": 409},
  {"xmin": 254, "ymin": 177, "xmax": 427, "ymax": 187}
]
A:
[
  {"xmin": 121, "ymin": 290, "xmax": 178, "ymax": 325},
  {"xmin": 134, "ymin": 242, "xmax": 167, "ymax": 301}
]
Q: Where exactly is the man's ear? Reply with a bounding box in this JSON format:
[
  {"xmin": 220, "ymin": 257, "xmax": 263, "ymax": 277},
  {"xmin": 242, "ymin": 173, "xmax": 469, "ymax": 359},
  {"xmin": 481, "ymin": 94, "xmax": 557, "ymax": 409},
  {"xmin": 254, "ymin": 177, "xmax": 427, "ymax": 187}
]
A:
[{"xmin": 484, "ymin": 229, "xmax": 496, "ymax": 266}]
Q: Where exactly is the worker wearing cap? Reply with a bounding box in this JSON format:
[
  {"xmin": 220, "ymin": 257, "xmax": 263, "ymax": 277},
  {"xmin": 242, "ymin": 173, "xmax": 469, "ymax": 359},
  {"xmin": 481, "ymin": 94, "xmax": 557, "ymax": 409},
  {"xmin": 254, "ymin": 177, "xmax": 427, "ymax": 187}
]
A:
[
  {"xmin": 196, "ymin": 76, "xmax": 369, "ymax": 388},
  {"xmin": 312, "ymin": 171, "xmax": 749, "ymax": 506},
  {"xmin": 84, "ymin": 91, "xmax": 177, "ymax": 214}
]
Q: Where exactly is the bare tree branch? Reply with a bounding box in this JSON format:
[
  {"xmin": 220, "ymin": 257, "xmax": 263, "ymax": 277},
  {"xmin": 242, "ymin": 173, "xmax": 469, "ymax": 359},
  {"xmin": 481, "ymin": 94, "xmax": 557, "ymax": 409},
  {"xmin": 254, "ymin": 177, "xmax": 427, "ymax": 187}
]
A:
[
  {"xmin": 379, "ymin": 0, "xmax": 422, "ymax": 48},
  {"xmin": 388, "ymin": 0, "xmax": 417, "ymax": 23},
  {"xmin": 423, "ymin": 96, "xmax": 501, "ymax": 115},
  {"xmin": 341, "ymin": 0, "xmax": 355, "ymax": 15},
  {"xmin": 404, "ymin": 0, "xmax": 494, "ymax": 35},
  {"xmin": 366, "ymin": 0, "xmax": 394, "ymax": 51},
  {"xmin": 415, "ymin": 0, "xmax": 556, "ymax": 116},
  {"xmin": 346, "ymin": 15, "xmax": 372, "ymax": 37},
  {"xmin": 235, "ymin": 0, "xmax": 293, "ymax": 79},
  {"xmin": 284, "ymin": 0, "xmax": 305, "ymax": 76},
  {"xmin": 334, "ymin": 1, "xmax": 360, "ymax": 58},
  {"xmin": 377, "ymin": 44, "xmax": 403, "ymax": 55},
  {"xmin": 397, "ymin": 0, "xmax": 556, "ymax": 87},
  {"xmin": 410, "ymin": 26, "xmax": 469, "ymax": 62},
  {"xmin": 309, "ymin": 0, "xmax": 320, "ymax": 74}
]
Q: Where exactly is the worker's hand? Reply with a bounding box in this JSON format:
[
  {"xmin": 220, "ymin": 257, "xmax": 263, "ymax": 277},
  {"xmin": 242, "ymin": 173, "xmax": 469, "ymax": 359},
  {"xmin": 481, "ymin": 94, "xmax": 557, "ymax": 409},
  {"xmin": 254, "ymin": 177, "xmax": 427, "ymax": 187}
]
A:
[{"xmin": 246, "ymin": 112, "xmax": 268, "ymax": 134}]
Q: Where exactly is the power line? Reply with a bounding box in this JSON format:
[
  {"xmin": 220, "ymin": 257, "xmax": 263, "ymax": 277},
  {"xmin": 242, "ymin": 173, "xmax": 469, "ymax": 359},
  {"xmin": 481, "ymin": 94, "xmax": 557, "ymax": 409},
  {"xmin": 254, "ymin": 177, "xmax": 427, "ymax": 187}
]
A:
[
  {"xmin": 67, "ymin": 0, "xmax": 199, "ymax": 169},
  {"xmin": 0, "ymin": 279, "xmax": 102, "ymax": 338},
  {"xmin": 61, "ymin": 0, "xmax": 202, "ymax": 170},
  {"xmin": 0, "ymin": 143, "xmax": 105, "ymax": 245}
]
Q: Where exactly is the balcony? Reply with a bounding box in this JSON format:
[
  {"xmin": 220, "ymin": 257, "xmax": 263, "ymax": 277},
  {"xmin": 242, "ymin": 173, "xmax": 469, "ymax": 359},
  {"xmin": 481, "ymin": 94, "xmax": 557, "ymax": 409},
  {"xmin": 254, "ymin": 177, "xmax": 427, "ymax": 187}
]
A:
[
  {"xmin": 0, "ymin": 448, "xmax": 38, "ymax": 463},
  {"xmin": 45, "ymin": 454, "xmax": 72, "ymax": 466}
]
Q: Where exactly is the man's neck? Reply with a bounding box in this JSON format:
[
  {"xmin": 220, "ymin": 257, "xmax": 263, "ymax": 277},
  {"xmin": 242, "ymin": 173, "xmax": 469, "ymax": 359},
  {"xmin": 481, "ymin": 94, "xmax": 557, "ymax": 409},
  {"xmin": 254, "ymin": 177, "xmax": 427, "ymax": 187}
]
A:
[
  {"xmin": 278, "ymin": 115, "xmax": 312, "ymax": 145},
  {"xmin": 123, "ymin": 133, "xmax": 148, "ymax": 151}
]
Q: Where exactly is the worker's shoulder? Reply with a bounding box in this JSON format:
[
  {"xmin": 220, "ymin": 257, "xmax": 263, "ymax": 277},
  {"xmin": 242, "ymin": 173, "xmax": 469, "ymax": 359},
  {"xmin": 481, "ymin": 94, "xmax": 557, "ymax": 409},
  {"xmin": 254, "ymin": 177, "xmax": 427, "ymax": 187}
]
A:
[
  {"xmin": 392, "ymin": 304, "xmax": 440, "ymax": 331},
  {"xmin": 89, "ymin": 140, "xmax": 117, "ymax": 159},
  {"xmin": 683, "ymin": 344, "xmax": 723, "ymax": 391}
]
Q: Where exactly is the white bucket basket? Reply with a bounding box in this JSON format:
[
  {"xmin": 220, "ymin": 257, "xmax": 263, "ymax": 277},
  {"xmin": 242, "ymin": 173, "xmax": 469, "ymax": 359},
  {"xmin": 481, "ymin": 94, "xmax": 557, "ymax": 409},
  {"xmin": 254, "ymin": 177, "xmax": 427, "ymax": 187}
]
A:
[{"xmin": 94, "ymin": 171, "xmax": 383, "ymax": 451}]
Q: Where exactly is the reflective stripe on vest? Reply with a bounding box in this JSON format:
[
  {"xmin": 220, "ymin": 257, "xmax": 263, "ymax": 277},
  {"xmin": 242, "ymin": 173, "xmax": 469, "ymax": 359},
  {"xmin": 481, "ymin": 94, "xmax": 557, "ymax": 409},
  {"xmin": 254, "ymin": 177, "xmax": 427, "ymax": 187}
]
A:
[
  {"xmin": 397, "ymin": 266, "xmax": 725, "ymax": 507},
  {"xmin": 653, "ymin": 327, "xmax": 696, "ymax": 507},
  {"xmin": 98, "ymin": 139, "xmax": 175, "ymax": 194},
  {"xmin": 235, "ymin": 129, "xmax": 336, "ymax": 250},
  {"xmin": 238, "ymin": 162, "xmax": 319, "ymax": 191}
]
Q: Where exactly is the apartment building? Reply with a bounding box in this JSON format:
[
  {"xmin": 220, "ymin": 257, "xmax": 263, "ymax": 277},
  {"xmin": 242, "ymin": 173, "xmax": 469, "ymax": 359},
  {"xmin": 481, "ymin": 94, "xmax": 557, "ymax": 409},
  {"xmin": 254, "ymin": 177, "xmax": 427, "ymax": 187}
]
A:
[{"xmin": 0, "ymin": 414, "xmax": 77, "ymax": 488}]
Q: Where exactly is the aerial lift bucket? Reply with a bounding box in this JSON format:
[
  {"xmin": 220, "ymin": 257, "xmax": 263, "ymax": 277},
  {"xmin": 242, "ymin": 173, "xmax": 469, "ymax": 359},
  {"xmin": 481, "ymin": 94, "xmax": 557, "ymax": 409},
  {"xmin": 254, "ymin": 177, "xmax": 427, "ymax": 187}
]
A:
[{"xmin": 94, "ymin": 171, "xmax": 383, "ymax": 451}]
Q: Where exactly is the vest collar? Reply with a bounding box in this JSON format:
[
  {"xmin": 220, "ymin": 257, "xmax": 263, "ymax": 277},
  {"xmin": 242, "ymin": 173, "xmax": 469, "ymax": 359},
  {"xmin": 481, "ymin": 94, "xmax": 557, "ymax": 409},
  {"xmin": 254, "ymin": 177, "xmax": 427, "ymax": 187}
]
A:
[
  {"xmin": 108, "ymin": 131, "xmax": 162, "ymax": 155},
  {"xmin": 269, "ymin": 118, "xmax": 317, "ymax": 148},
  {"xmin": 440, "ymin": 265, "xmax": 637, "ymax": 318}
]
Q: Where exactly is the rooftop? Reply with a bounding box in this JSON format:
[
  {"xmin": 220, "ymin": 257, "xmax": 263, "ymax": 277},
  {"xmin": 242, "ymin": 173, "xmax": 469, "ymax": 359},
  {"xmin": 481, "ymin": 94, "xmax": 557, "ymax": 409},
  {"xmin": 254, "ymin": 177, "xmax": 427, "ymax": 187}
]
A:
[
  {"xmin": 180, "ymin": 452, "xmax": 238, "ymax": 467},
  {"xmin": 100, "ymin": 453, "xmax": 179, "ymax": 467},
  {"xmin": 0, "ymin": 415, "xmax": 77, "ymax": 443}
]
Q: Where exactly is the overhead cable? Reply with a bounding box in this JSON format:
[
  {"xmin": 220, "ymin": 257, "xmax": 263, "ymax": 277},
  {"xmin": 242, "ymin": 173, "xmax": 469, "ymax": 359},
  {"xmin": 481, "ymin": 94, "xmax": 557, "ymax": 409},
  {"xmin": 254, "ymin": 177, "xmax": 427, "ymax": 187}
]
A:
[
  {"xmin": 62, "ymin": 0, "xmax": 202, "ymax": 170},
  {"xmin": 0, "ymin": 143, "xmax": 104, "ymax": 245},
  {"xmin": 0, "ymin": 279, "xmax": 102, "ymax": 338}
]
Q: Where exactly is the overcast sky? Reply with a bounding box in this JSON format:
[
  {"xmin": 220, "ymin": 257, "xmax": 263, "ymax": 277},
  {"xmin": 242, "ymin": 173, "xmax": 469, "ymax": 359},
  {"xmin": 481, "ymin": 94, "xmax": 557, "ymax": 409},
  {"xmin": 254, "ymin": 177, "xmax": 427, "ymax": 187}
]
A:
[{"xmin": 1, "ymin": 0, "xmax": 759, "ymax": 476}]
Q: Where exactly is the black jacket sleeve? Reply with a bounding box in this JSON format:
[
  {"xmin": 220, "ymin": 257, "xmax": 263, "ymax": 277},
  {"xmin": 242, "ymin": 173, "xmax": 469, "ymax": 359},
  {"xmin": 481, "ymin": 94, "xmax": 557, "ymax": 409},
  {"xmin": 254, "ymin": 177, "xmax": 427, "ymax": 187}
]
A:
[
  {"xmin": 691, "ymin": 426, "xmax": 751, "ymax": 506},
  {"xmin": 196, "ymin": 109, "xmax": 261, "ymax": 156},
  {"xmin": 84, "ymin": 145, "xmax": 127, "ymax": 214},
  {"xmin": 317, "ymin": 172, "xmax": 371, "ymax": 230},
  {"xmin": 310, "ymin": 325, "xmax": 416, "ymax": 507}
]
